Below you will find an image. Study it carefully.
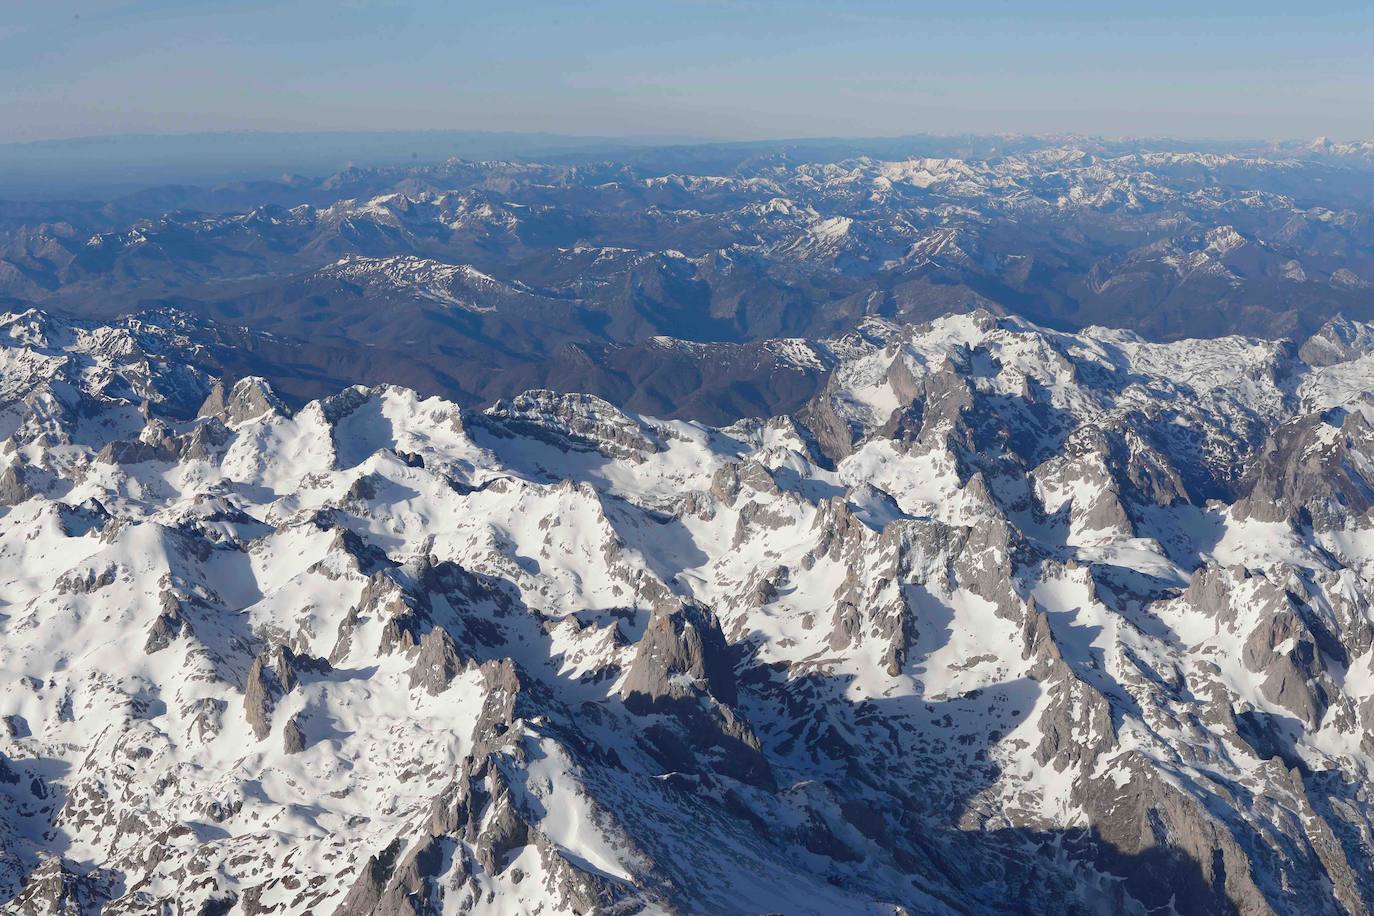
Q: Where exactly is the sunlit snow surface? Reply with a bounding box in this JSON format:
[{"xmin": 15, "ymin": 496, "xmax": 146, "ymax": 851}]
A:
[{"xmin": 3, "ymin": 307, "xmax": 1374, "ymax": 913}]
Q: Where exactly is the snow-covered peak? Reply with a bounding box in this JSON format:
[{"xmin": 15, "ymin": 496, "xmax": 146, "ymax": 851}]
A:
[
  {"xmin": 3, "ymin": 307, "xmax": 1374, "ymax": 913},
  {"xmin": 319, "ymin": 254, "xmax": 531, "ymax": 311}
]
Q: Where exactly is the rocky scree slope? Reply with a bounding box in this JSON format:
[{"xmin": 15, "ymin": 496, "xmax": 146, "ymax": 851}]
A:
[{"xmin": 4, "ymin": 308, "xmax": 1374, "ymax": 913}]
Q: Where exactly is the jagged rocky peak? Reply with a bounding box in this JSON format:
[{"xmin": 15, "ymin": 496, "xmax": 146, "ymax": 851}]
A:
[
  {"xmin": 479, "ymin": 388, "xmax": 663, "ymax": 460},
  {"xmin": 0, "ymin": 461, "xmax": 32, "ymax": 506},
  {"xmin": 243, "ymin": 643, "xmax": 329, "ymax": 740},
  {"xmin": 1300, "ymin": 314, "xmax": 1374, "ymax": 367},
  {"xmin": 0, "ymin": 308, "xmax": 70, "ymax": 349},
  {"xmin": 1236, "ymin": 404, "xmax": 1374, "ymax": 528},
  {"xmin": 408, "ymin": 625, "xmax": 465, "ymax": 695},
  {"xmin": 5, "ymin": 305, "xmax": 1374, "ymax": 913},
  {"xmin": 198, "ymin": 375, "xmax": 290, "ymax": 425},
  {"xmin": 620, "ymin": 598, "xmax": 737, "ymax": 710}
]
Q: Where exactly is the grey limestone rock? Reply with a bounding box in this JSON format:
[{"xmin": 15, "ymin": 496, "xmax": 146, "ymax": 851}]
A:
[
  {"xmin": 199, "ymin": 377, "xmax": 289, "ymax": 426},
  {"xmin": 1300, "ymin": 315, "xmax": 1374, "ymax": 367},
  {"xmin": 282, "ymin": 714, "xmax": 307, "ymax": 755},
  {"xmin": 621, "ymin": 599, "xmax": 737, "ymax": 710},
  {"xmin": 243, "ymin": 645, "xmax": 327, "ymax": 740},
  {"xmin": 480, "ymin": 389, "xmax": 662, "ymax": 461},
  {"xmin": 1243, "ymin": 605, "xmax": 1331, "ymax": 728},
  {"xmin": 408, "ymin": 626, "xmax": 465, "ymax": 695},
  {"xmin": 1237, "ymin": 408, "xmax": 1374, "ymax": 529},
  {"xmin": 0, "ymin": 462, "xmax": 32, "ymax": 506}
]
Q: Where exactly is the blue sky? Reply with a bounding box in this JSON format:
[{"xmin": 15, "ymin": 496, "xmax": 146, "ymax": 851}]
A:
[{"xmin": 3, "ymin": 0, "xmax": 1372, "ymax": 143}]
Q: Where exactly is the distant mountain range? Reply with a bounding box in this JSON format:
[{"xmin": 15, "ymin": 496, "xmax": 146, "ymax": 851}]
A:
[{"xmin": 3, "ymin": 136, "xmax": 1374, "ymax": 421}]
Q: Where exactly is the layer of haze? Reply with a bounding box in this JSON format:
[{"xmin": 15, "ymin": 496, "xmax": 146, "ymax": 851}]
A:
[{"xmin": 3, "ymin": 0, "xmax": 1372, "ymax": 144}]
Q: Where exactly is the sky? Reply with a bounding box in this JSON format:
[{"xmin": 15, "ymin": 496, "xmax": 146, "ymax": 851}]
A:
[{"xmin": 2, "ymin": 0, "xmax": 1373, "ymax": 144}]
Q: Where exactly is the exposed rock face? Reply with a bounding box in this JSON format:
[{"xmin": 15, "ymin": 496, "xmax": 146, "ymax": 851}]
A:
[
  {"xmin": 408, "ymin": 626, "xmax": 465, "ymax": 695},
  {"xmin": 282, "ymin": 713, "xmax": 307, "ymax": 754},
  {"xmin": 198, "ymin": 376, "xmax": 289, "ymax": 426},
  {"xmin": 5, "ymin": 307, "xmax": 1374, "ymax": 913},
  {"xmin": 0, "ymin": 463, "xmax": 32, "ymax": 506},
  {"xmin": 620, "ymin": 599, "xmax": 773, "ymax": 788},
  {"xmin": 5, "ymin": 858, "xmax": 119, "ymax": 916},
  {"xmin": 144, "ymin": 590, "xmax": 193, "ymax": 654},
  {"xmin": 1243, "ymin": 601, "xmax": 1332, "ymax": 728},
  {"xmin": 242, "ymin": 645, "xmax": 326, "ymax": 740},
  {"xmin": 0, "ymin": 751, "xmax": 18, "ymax": 785},
  {"xmin": 479, "ymin": 390, "xmax": 662, "ymax": 461},
  {"xmin": 1236, "ymin": 408, "xmax": 1374, "ymax": 528},
  {"xmin": 621, "ymin": 599, "xmax": 738, "ymax": 710},
  {"xmin": 335, "ymin": 658, "xmax": 662, "ymax": 916},
  {"xmin": 1300, "ymin": 315, "xmax": 1374, "ymax": 367},
  {"xmin": 1022, "ymin": 599, "xmax": 1117, "ymax": 771},
  {"xmin": 94, "ymin": 434, "xmax": 179, "ymax": 467}
]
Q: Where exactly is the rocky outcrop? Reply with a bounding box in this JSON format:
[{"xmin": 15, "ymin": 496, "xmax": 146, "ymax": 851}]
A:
[
  {"xmin": 0, "ymin": 463, "xmax": 32, "ymax": 506},
  {"xmin": 1073, "ymin": 763, "xmax": 1275, "ymax": 916},
  {"xmin": 1021, "ymin": 599, "xmax": 1116, "ymax": 770},
  {"xmin": 143, "ymin": 591, "xmax": 193, "ymax": 654},
  {"xmin": 282, "ymin": 713, "xmax": 307, "ymax": 754},
  {"xmin": 1243, "ymin": 602, "xmax": 1332, "ymax": 728},
  {"xmin": 6, "ymin": 858, "xmax": 119, "ymax": 916},
  {"xmin": 1300, "ymin": 315, "xmax": 1374, "ymax": 367},
  {"xmin": 621, "ymin": 599, "xmax": 737, "ymax": 710},
  {"xmin": 243, "ymin": 646, "xmax": 328, "ymax": 740},
  {"xmin": 479, "ymin": 390, "xmax": 662, "ymax": 461},
  {"xmin": 336, "ymin": 659, "xmax": 658, "ymax": 915},
  {"xmin": 1236, "ymin": 408, "xmax": 1374, "ymax": 528},
  {"xmin": 620, "ymin": 599, "xmax": 772, "ymax": 788},
  {"xmin": 198, "ymin": 377, "xmax": 289, "ymax": 426},
  {"xmin": 408, "ymin": 626, "xmax": 465, "ymax": 695}
]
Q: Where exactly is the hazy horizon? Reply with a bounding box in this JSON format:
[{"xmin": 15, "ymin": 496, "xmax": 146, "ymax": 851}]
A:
[
  {"xmin": 4, "ymin": 127, "xmax": 1366, "ymax": 202},
  {"xmin": 4, "ymin": 1, "xmax": 1373, "ymax": 146},
  {"xmin": 5, "ymin": 125, "xmax": 1373, "ymax": 150}
]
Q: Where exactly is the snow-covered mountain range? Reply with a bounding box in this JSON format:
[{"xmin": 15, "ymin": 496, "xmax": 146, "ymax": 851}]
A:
[
  {"xmin": 5, "ymin": 137, "xmax": 1374, "ymax": 424},
  {"xmin": 6, "ymin": 303, "xmax": 1374, "ymax": 913}
]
